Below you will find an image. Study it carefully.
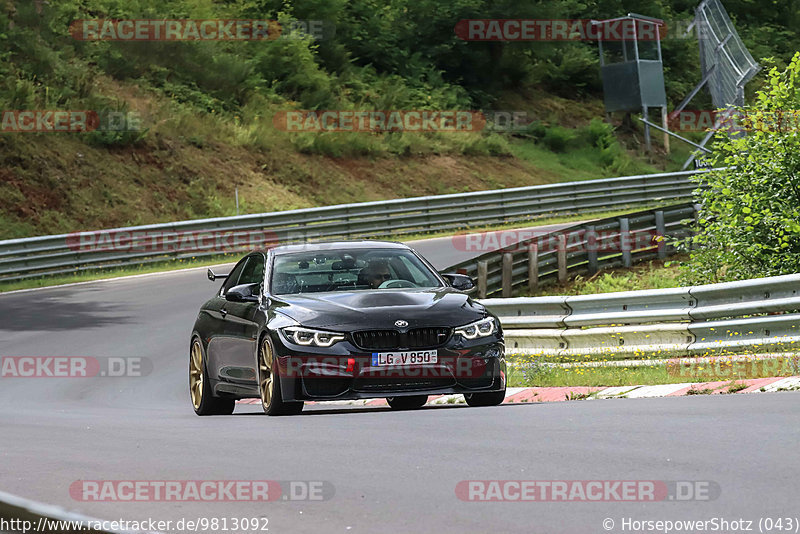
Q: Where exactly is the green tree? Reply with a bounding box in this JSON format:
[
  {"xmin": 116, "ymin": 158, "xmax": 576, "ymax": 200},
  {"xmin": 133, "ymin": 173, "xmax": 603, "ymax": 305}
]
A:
[{"xmin": 682, "ymin": 52, "xmax": 800, "ymax": 283}]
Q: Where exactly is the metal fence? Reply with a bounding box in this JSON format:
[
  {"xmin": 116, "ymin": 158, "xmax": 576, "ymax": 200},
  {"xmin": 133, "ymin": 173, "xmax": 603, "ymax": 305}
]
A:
[
  {"xmin": 480, "ymin": 273, "xmax": 800, "ymax": 360},
  {"xmin": 0, "ymin": 169, "xmax": 705, "ymax": 282},
  {"xmin": 445, "ymin": 203, "xmax": 697, "ymax": 298},
  {"xmin": 695, "ymin": 0, "xmax": 759, "ymax": 109}
]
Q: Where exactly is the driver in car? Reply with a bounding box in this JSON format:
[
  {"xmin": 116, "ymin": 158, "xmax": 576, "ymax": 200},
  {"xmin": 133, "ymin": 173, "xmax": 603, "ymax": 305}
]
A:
[{"xmin": 360, "ymin": 261, "xmax": 393, "ymax": 289}]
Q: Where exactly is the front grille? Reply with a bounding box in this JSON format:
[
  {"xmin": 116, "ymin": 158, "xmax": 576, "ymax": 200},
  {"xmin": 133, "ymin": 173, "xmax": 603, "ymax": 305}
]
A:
[
  {"xmin": 351, "ymin": 327, "xmax": 451, "ymax": 350},
  {"xmin": 353, "ymin": 375, "xmax": 456, "ymax": 392},
  {"xmin": 352, "ymin": 330, "xmax": 399, "ymax": 350}
]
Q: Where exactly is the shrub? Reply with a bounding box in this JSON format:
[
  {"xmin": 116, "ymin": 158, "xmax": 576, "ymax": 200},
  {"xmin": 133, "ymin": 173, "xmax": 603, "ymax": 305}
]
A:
[
  {"xmin": 681, "ymin": 52, "xmax": 800, "ymax": 283},
  {"xmin": 541, "ymin": 125, "xmax": 575, "ymax": 152}
]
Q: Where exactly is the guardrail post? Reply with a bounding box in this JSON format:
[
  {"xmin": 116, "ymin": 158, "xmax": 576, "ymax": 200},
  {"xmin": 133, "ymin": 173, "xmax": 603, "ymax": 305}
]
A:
[
  {"xmin": 425, "ymin": 199, "xmax": 432, "ymax": 234},
  {"xmin": 501, "ymin": 191, "xmax": 509, "ymax": 223},
  {"xmin": 586, "ymin": 225, "xmax": 598, "ymax": 275},
  {"xmin": 655, "ymin": 210, "xmax": 666, "ymax": 259},
  {"xmin": 527, "ymin": 243, "xmax": 538, "ymax": 295},
  {"xmin": 502, "ymin": 253, "xmax": 513, "ymax": 297},
  {"xmin": 619, "ymin": 217, "xmax": 632, "ymax": 268},
  {"xmin": 477, "ymin": 261, "xmax": 488, "ymax": 299},
  {"xmin": 557, "ymin": 234, "xmax": 567, "ymax": 283}
]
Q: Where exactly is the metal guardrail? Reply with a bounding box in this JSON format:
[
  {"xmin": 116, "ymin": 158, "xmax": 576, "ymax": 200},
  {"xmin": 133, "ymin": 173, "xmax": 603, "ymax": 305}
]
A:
[
  {"xmin": 446, "ymin": 203, "xmax": 697, "ymax": 298},
  {"xmin": 0, "ymin": 169, "xmax": 705, "ymax": 282},
  {"xmin": 480, "ymin": 273, "xmax": 800, "ymax": 360},
  {"xmin": 0, "ymin": 490, "xmax": 135, "ymax": 534}
]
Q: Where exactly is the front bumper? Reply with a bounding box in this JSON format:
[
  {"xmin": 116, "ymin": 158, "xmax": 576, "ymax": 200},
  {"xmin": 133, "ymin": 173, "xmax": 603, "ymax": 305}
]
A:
[{"xmin": 271, "ymin": 333, "xmax": 506, "ymax": 402}]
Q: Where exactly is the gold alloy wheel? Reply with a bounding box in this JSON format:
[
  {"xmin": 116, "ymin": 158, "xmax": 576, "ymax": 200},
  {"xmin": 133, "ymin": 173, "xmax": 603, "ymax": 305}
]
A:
[
  {"xmin": 259, "ymin": 338, "xmax": 274, "ymax": 409},
  {"xmin": 190, "ymin": 340, "xmax": 204, "ymax": 410}
]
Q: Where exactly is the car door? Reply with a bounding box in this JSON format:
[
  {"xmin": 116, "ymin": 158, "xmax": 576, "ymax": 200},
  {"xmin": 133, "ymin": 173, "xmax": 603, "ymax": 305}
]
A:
[
  {"xmin": 205, "ymin": 257, "xmax": 248, "ymax": 381},
  {"xmin": 218, "ymin": 253, "xmax": 265, "ymax": 386}
]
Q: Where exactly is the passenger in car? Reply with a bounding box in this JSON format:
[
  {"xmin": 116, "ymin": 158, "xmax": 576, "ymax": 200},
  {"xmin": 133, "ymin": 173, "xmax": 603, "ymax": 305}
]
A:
[{"xmin": 272, "ymin": 272, "xmax": 299, "ymax": 294}]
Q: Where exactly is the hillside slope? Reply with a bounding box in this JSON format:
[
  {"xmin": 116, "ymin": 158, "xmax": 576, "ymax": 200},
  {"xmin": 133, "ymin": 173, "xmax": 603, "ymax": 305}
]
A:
[{"xmin": 2, "ymin": 0, "xmax": 794, "ymax": 239}]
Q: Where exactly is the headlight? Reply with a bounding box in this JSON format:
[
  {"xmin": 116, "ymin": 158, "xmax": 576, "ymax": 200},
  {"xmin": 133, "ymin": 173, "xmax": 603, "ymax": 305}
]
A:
[
  {"xmin": 282, "ymin": 327, "xmax": 346, "ymax": 347},
  {"xmin": 454, "ymin": 317, "xmax": 496, "ymax": 340}
]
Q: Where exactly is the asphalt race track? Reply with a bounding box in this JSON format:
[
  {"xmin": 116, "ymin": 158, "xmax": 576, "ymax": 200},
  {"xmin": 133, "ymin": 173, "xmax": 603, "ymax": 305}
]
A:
[{"xmin": 1, "ymin": 229, "xmax": 798, "ymax": 534}]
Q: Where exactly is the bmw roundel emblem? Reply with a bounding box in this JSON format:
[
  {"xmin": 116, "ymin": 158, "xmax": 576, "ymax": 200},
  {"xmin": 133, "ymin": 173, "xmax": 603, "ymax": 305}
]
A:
[{"xmin": 394, "ymin": 320, "xmax": 409, "ymax": 328}]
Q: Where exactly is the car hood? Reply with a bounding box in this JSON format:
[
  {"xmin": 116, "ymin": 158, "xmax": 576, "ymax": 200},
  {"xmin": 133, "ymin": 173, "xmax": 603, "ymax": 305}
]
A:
[{"xmin": 271, "ymin": 288, "xmax": 486, "ymax": 330}]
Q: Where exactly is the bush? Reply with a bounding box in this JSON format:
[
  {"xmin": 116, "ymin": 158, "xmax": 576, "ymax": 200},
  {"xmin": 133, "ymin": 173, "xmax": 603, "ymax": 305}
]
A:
[
  {"xmin": 531, "ymin": 44, "xmax": 600, "ymax": 94},
  {"xmin": 541, "ymin": 126, "xmax": 575, "ymax": 152},
  {"xmin": 586, "ymin": 118, "xmax": 614, "ymax": 148},
  {"xmin": 523, "ymin": 121, "xmax": 547, "ymax": 140},
  {"xmin": 584, "ymin": 118, "xmax": 631, "ymax": 173},
  {"xmin": 681, "ymin": 52, "xmax": 800, "ymax": 283}
]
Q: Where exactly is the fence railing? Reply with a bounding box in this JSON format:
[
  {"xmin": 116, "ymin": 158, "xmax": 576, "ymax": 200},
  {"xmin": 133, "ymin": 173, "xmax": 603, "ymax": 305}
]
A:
[
  {"xmin": 445, "ymin": 203, "xmax": 697, "ymax": 298},
  {"xmin": 479, "ymin": 273, "xmax": 800, "ymax": 360},
  {"xmin": 0, "ymin": 489, "xmax": 122, "ymax": 534},
  {"xmin": 0, "ymin": 169, "xmax": 705, "ymax": 282}
]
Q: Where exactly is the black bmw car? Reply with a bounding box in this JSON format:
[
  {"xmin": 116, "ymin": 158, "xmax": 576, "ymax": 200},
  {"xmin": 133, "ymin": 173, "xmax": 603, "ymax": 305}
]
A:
[{"xmin": 189, "ymin": 241, "xmax": 506, "ymax": 415}]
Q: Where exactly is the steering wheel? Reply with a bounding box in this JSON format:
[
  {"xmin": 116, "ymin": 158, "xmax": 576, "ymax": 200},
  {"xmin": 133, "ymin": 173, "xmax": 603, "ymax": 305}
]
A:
[{"xmin": 378, "ymin": 279, "xmax": 417, "ymax": 289}]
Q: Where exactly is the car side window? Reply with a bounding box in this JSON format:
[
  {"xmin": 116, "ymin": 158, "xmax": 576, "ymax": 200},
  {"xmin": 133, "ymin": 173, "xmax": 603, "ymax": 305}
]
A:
[
  {"xmin": 221, "ymin": 258, "xmax": 248, "ymax": 295},
  {"xmin": 239, "ymin": 254, "xmax": 265, "ymax": 286}
]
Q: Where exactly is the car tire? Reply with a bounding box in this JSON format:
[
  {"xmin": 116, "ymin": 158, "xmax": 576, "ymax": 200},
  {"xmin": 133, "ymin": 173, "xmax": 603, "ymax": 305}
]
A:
[
  {"xmin": 258, "ymin": 335, "xmax": 304, "ymax": 416},
  {"xmin": 386, "ymin": 395, "xmax": 428, "ymax": 410},
  {"xmin": 464, "ymin": 389, "xmax": 506, "ymax": 407},
  {"xmin": 190, "ymin": 337, "xmax": 236, "ymax": 416}
]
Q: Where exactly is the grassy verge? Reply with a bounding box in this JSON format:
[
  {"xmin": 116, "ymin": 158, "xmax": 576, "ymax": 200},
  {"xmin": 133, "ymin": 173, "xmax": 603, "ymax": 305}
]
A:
[
  {"xmin": 506, "ymin": 356, "xmax": 800, "ymax": 388},
  {"xmin": 0, "ymin": 204, "xmax": 670, "ymax": 293},
  {"xmin": 527, "ymin": 257, "xmax": 685, "ymax": 297}
]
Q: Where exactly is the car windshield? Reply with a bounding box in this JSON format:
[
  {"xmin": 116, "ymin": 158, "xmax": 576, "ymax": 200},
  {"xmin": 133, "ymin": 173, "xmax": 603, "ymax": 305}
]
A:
[{"xmin": 271, "ymin": 248, "xmax": 442, "ymax": 294}]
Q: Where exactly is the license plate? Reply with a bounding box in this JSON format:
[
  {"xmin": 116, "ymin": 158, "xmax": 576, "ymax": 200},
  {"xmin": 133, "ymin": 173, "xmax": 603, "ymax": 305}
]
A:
[{"xmin": 371, "ymin": 350, "xmax": 438, "ymax": 366}]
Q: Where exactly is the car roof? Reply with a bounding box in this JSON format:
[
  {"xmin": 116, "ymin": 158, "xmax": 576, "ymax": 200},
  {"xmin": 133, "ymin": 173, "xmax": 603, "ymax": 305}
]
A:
[{"xmin": 267, "ymin": 240, "xmax": 410, "ymax": 255}]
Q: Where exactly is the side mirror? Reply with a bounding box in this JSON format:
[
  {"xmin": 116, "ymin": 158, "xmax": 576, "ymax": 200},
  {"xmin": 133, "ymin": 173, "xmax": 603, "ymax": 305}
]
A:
[
  {"xmin": 208, "ymin": 269, "xmax": 229, "ymax": 282},
  {"xmin": 441, "ymin": 273, "xmax": 476, "ymax": 293},
  {"xmin": 225, "ymin": 283, "xmax": 261, "ymax": 303}
]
